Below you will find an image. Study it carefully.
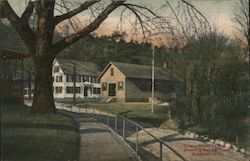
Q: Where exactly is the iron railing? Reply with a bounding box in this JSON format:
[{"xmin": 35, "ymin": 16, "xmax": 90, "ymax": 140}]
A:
[{"xmin": 56, "ymin": 103, "xmax": 187, "ymax": 161}]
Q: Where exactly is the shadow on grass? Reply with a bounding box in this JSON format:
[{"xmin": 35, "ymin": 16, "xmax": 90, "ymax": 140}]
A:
[
  {"xmin": 80, "ymin": 128, "xmax": 110, "ymax": 134},
  {"xmin": 139, "ymin": 147, "xmax": 160, "ymax": 161},
  {"xmin": 127, "ymin": 117, "xmax": 166, "ymax": 127},
  {"xmin": 139, "ymin": 134, "xmax": 197, "ymax": 147},
  {"xmin": 1, "ymin": 105, "xmax": 79, "ymax": 161},
  {"xmin": 126, "ymin": 140, "xmax": 160, "ymax": 161},
  {"xmin": 2, "ymin": 122, "xmax": 78, "ymax": 132}
]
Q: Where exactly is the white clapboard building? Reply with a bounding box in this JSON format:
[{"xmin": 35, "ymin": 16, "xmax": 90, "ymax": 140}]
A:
[{"xmin": 52, "ymin": 59, "xmax": 101, "ymax": 99}]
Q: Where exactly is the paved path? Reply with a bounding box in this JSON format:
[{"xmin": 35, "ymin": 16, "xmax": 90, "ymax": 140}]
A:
[
  {"xmin": 60, "ymin": 111, "xmax": 138, "ymax": 161},
  {"xmin": 25, "ymin": 101, "xmax": 249, "ymax": 161}
]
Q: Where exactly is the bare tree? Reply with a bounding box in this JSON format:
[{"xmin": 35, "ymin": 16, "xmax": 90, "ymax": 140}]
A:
[
  {"xmin": 233, "ymin": 0, "xmax": 249, "ymax": 50},
  {"xmin": 232, "ymin": 0, "xmax": 249, "ymax": 99},
  {"xmin": 0, "ymin": 0, "xmax": 209, "ymax": 113}
]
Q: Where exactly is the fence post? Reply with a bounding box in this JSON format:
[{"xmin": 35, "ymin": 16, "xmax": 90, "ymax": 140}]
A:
[
  {"xmin": 160, "ymin": 142, "xmax": 163, "ymax": 161},
  {"xmin": 97, "ymin": 111, "xmax": 99, "ymax": 120},
  {"xmin": 106, "ymin": 115, "xmax": 109, "ymax": 125},
  {"xmin": 115, "ymin": 117, "xmax": 117, "ymax": 132},
  {"xmin": 136, "ymin": 126, "xmax": 139, "ymax": 155},
  {"xmin": 122, "ymin": 118, "xmax": 126, "ymax": 139}
]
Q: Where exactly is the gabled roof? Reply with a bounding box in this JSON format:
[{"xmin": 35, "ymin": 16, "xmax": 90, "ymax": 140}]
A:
[
  {"xmin": 55, "ymin": 59, "xmax": 101, "ymax": 76},
  {"xmin": 99, "ymin": 62, "xmax": 171, "ymax": 81}
]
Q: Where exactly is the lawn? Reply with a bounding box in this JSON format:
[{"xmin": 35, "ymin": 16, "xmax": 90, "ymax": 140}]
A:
[
  {"xmin": 1, "ymin": 105, "xmax": 79, "ymax": 161},
  {"xmin": 55, "ymin": 98, "xmax": 101, "ymax": 104},
  {"xmin": 84, "ymin": 102, "xmax": 170, "ymax": 127}
]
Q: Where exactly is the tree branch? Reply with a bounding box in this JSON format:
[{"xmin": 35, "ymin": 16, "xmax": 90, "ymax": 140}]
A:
[
  {"xmin": 53, "ymin": 1, "xmax": 124, "ymax": 54},
  {"xmin": 123, "ymin": 3, "xmax": 159, "ymax": 17},
  {"xmin": 181, "ymin": 0, "xmax": 211, "ymax": 31},
  {"xmin": 54, "ymin": 0, "xmax": 100, "ymax": 25},
  {"xmin": 122, "ymin": 4, "xmax": 146, "ymax": 37},
  {"xmin": 0, "ymin": 0, "xmax": 36, "ymax": 54}
]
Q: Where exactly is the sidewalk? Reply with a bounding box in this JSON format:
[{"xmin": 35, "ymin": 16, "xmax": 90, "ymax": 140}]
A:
[
  {"xmin": 26, "ymin": 101, "xmax": 248, "ymax": 161},
  {"xmin": 60, "ymin": 110, "xmax": 138, "ymax": 161}
]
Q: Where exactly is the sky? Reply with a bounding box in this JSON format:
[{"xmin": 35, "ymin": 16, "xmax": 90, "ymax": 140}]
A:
[
  {"xmin": 7, "ymin": 0, "xmax": 239, "ymax": 38},
  {"xmin": 102, "ymin": 0, "xmax": 238, "ymax": 37}
]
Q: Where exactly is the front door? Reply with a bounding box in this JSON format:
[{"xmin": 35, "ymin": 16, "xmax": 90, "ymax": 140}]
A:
[
  {"xmin": 84, "ymin": 87, "xmax": 88, "ymax": 97},
  {"xmin": 108, "ymin": 83, "xmax": 116, "ymax": 96}
]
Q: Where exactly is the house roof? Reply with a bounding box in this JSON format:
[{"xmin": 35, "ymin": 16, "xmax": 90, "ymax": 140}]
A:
[
  {"xmin": 99, "ymin": 62, "xmax": 172, "ymax": 81},
  {"xmin": 55, "ymin": 59, "xmax": 101, "ymax": 76}
]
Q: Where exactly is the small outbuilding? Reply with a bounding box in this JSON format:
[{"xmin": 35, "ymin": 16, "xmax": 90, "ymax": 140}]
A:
[
  {"xmin": 0, "ymin": 48, "xmax": 30, "ymax": 105},
  {"xmin": 98, "ymin": 62, "xmax": 177, "ymax": 102}
]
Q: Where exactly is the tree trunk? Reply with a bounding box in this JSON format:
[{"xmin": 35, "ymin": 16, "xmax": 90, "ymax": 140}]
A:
[
  {"xmin": 31, "ymin": 0, "xmax": 56, "ymax": 113},
  {"xmin": 31, "ymin": 55, "xmax": 55, "ymax": 113}
]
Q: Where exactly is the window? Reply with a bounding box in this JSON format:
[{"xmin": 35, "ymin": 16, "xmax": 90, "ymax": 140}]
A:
[
  {"xmin": 52, "ymin": 76, "xmax": 54, "ymax": 82},
  {"xmin": 110, "ymin": 68, "xmax": 114, "ymax": 76},
  {"xmin": 55, "ymin": 87, "xmax": 62, "ymax": 93},
  {"xmin": 66, "ymin": 87, "xmax": 80, "ymax": 93},
  {"xmin": 58, "ymin": 76, "xmax": 62, "ymax": 82},
  {"xmin": 93, "ymin": 88, "xmax": 101, "ymax": 94},
  {"xmin": 66, "ymin": 75, "xmax": 73, "ymax": 82},
  {"xmin": 93, "ymin": 88, "xmax": 96, "ymax": 94},
  {"xmin": 91, "ymin": 77, "xmax": 97, "ymax": 83},
  {"xmin": 118, "ymin": 81, "xmax": 124, "ymax": 90},
  {"xmin": 24, "ymin": 89, "xmax": 28, "ymax": 95},
  {"xmin": 56, "ymin": 75, "xmax": 62, "ymax": 82},
  {"xmin": 83, "ymin": 75, "xmax": 89, "ymax": 82},
  {"xmin": 102, "ymin": 82, "xmax": 107, "ymax": 91},
  {"xmin": 54, "ymin": 66, "xmax": 60, "ymax": 73},
  {"xmin": 75, "ymin": 87, "xmax": 80, "ymax": 93},
  {"xmin": 66, "ymin": 87, "xmax": 73, "ymax": 93},
  {"xmin": 76, "ymin": 75, "xmax": 81, "ymax": 82},
  {"xmin": 94, "ymin": 77, "xmax": 99, "ymax": 83}
]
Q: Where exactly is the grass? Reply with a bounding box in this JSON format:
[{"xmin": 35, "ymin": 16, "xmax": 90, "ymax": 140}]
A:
[
  {"xmin": 55, "ymin": 98, "xmax": 101, "ymax": 104},
  {"xmin": 1, "ymin": 105, "xmax": 79, "ymax": 161},
  {"xmin": 85, "ymin": 102, "xmax": 170, "ymax": 127}
]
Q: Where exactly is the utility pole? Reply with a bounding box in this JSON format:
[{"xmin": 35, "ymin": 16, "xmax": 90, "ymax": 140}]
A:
[
  {"xmin": 151, "ymin": 46, "xmax": 155, "ymax": 113},
  {"xmin": 21, "ymin": 59, "xmax": 24, "ymax": 104},
  {"xmin": 28, "ymin": 71, "xmax": 31, "ymax": 100},
  {"xmin": 0, "ymin": 57, "xmax": 3, "ymax": 109},
  {"xmin": 73, "ymin": 65, "xmax": 76, "ymax": 105}
]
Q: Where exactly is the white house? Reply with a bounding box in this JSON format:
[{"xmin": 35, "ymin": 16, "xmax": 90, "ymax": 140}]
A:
[
  {"xmin": 52, "ymin": 59, "xmax": 101, "ymax": 99},
  {"xmin": 23, "ymin": 85, "xmax": 34, "ymax": 99}
]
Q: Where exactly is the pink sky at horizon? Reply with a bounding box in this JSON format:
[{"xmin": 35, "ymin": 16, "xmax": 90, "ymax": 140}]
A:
[{"xmin": 8, "ymin": 0, "xmax": 240, "ymax": 41}]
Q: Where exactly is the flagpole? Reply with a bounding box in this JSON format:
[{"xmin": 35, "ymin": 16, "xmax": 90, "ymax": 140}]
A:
[{"xmin": 151, "ymin": 45, "xmax": 155, "ymax": 113}]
